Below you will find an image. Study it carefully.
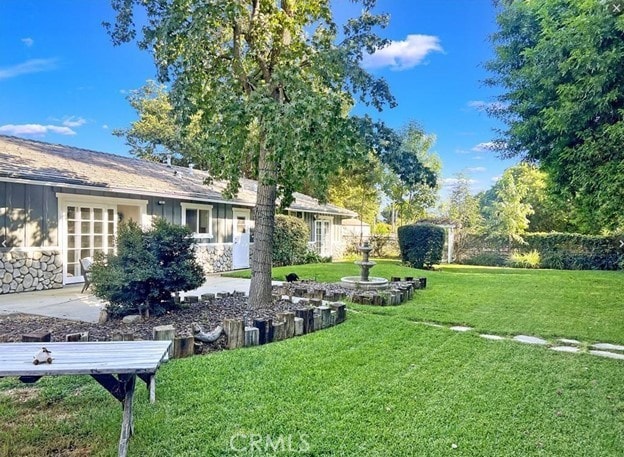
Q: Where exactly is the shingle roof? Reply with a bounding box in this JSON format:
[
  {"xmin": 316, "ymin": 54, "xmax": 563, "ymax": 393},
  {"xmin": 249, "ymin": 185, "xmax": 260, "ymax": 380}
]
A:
[{"xmin": 0, "ymin": 135, "xmax": 355, "ymax": 217}]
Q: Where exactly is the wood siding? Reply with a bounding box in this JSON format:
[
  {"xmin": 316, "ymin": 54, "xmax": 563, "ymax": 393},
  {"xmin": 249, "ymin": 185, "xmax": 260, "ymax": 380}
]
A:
[
  {"xmin": 1, "ymin": 181, "xmax": 255, "ymax": 248},
  {"xmin": 0, "ymin": 182, "xmax": 58, "ymax": 248}
]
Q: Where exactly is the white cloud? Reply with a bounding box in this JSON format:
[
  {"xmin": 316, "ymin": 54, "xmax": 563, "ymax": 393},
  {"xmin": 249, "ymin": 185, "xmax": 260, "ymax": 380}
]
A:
[
  {"xmin": 455, "ymin": 148, "xmax": 471, "ymax": 155},
  {"xmin": 466, "ymin": 166, "xmax": 486, "ymax": 173},
  {"xmin": 62, "ymin": 116, "xmax": 86, "ymax": 127},
  {"xmin": 0, "ymin": 124, "xmax": 76, "ymax": 136},
  {"xmin": 0, "ymin": 58, "xmax": 57, "ymax": 80},
  {"xmin": 102, "ymin": 124, "xmax": 109, "ymax": 129},
  {"xmin": 21, "ymin": 37, "xmax": 34, "ymax": 47},
  {"xmin": 472, "ymin": 141, "xmax": 499, "ymax": 152},
  {"xmin": 491, "ymin": 176, "xmax": 502, "ymax": 182},
  {"xmin": 441, "ymin": 177, "xmax": 478, "ymax": 187},
  {"xmin": 473, "ymin": 156, "xmax": 483, "ymax": 160},
  {"xmin": 362, "ymin": 34, "xmax": 443, "ymax": 71},
  {"xmin": 467, "ymin": 100, "xmax": 507, "ymax": 112}
]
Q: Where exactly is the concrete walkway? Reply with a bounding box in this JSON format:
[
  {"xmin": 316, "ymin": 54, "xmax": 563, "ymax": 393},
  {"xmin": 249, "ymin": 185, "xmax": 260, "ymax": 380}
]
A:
[{"xmin": 0, "ymin": 275, "xmax": 276, "ymax": 323}]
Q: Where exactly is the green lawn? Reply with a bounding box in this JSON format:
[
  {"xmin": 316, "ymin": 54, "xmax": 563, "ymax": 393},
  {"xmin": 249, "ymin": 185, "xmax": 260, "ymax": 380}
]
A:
[
  {"xmin": 1, "ymin": 263, "xmax": 624, "ymax": 456},
  {"xmin": 227, "ymin": 260, "xmax": 624, "ymax": 343}
]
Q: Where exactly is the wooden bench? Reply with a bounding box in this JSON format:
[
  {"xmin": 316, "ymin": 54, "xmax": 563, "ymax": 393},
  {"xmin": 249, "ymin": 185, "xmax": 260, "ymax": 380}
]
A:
[{"xmin": 0, "ymin": 340, "xmax": 171, "ymax": 457}]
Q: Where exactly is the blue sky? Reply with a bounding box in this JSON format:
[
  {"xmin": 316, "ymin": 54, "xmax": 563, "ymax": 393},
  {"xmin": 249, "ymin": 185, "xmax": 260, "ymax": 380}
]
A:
[{"xmin": 0, "ymin": 0, "xmax": 518, "ymax": 197}]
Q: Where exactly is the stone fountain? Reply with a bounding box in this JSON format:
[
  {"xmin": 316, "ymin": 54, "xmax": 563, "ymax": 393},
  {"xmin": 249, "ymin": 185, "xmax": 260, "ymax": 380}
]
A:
[{"xmin": 340, "ymin": 241, "xmax": 389, "ymax": 290}]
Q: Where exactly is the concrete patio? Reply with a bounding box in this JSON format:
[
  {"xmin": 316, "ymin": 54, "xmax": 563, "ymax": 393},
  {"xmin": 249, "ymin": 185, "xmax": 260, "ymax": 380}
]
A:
[{"xmin": 0, "ymin": 275, "xmax": 278, "ymax": 323}]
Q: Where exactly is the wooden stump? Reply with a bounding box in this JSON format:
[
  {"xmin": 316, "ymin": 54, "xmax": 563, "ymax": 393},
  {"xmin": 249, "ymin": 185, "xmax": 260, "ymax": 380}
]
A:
[
  {"xmin": 184, "ymin": 295, "xmax": 199, "ymax": 304},
  {"xmin": 65, "ymin": 332, "xmax": 89, "ymax": 342},
  {"xmin": 294, "ymin": 287, "xmax": 306, "ymax": 297},
  {"xmin": 233, "ymin": 290, "xmax": 246, "ymax": 298},
  {"xmin": 224, "ymin": 319, "xmax": 245, "ymax": 349},
  {"xmin": 253, "ymin": 319, "xmax": 268, "ymax": 345},
  {"xmin": 295, "ymin": 308, "xmax": 314, "ymax": 334},
  {"xmin": 217, "ymin": 292, "xmax": 229, "ymax": 299},
  {"xmin": 391, "ymin": 276, "xmax": 401, "ymax": 282},
  {"xmin": 277, "ymin": 312, "xmax": 295, "ymax": 339},
  {"xmin": 318, "ymin": 306, "xmax": 332, "ymax": 328},
  {"xmin": 267, "ymin": 319, "xmax": 275, "ymax": 343},
  {"xmin": 273, "ymin": 322, "xmax": 286, "ymax": 341},
  {"xmin": 405, "ymin": 276, "xmax": 414, "ymax": 281},
  {"xmin": 313, "ymin": 314, "xmax": 323, "ymax": 332},
  {"xmin": 294, "ymin": 317, "xmax": 304, "ymax": 336},
  {"xmin": 22, "ymin": 331, "xmax": 51, "ymax": 343},
  {"xmin": 201, "ymin": 293, "xmax": 215, "ymax": 301},
  {"xmin": 419, "ymin": 277, "xmax": 427, "ymax": 289},
  {"xmin": 153, "ymin": 325, "xmax": 176, "ymax": 357},
  {"xmin": 173, "ymin": 336, "xmax": 194, "ymax": 358},
  {"xmin": 244, "ymin": 327, "xmax": 259, "ymax": 347},
  {"xmin": 330, "ymin": 303, "xmax": 347, "ymax": 324},
  {"xmin": 310, "ymin": 298, "xmax": 323, "ymax": 307}
]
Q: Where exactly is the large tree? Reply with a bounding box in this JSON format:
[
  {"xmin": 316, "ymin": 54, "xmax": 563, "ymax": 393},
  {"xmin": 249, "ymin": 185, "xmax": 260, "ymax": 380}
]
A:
[
  {"xmin": 106, "ymin": 0, "xmax": 395, "ymax": 308},
  {"xmin": 381, "ymin": 122, "xmax": 440, "ymax": 227},
  {"xmin": 486, "ymin": 0, "xmax": 624, "ymax": 232}
]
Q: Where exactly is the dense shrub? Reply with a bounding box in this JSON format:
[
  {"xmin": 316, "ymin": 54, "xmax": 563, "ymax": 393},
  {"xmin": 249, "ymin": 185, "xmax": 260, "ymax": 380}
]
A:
[
  {"xmin": 397, "ymin": 223, "xmax": 445, "ymax": 269},
  {"xmin": 273, "ymin": 215, "xmax": 311, "ymax": 266},
  {"xmin": 523, "ymin": 233, "xmax": 622, "ymax": 270},
  {"xmin": 508, "ymin": 250, "xmax": 541, "ymax": 269},
  {"xmin": 91, "ymin": 219, "xmax": 205, "ymax": 317},
  {"xmin": 461, "ymin": 252, "xmax": 508, "ymax": 267},
  {"xmin": 458, "ymin": 232, "xmax": 623, "ymax": 270}
]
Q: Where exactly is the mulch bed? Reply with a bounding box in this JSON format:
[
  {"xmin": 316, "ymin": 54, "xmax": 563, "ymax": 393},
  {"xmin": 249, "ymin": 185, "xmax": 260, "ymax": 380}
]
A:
[
  {"xmin": 0, "ymin": 296, "xmax": 303, "ymax": 353},
  {"xmin": 0, "ymin": 282, "xmax": 357, "ymax": 353}
]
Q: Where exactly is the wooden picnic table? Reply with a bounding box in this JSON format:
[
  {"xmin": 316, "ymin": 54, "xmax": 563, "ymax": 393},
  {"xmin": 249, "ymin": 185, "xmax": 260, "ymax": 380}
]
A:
[{"xmin": 0, "ymin": 340, "xmax": 172, "ymax": 457}]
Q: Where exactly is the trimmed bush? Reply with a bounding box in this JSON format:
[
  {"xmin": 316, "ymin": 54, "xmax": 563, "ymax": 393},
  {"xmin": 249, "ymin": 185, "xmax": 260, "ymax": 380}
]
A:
[
  {"xmin": 273, "ymin": 214, "xmax": 310, "ymax": 266},
  {"xmin": 397, "ymin": 223, "xmax": 445, "ymax": 269},
  {"xmin": 91, "ymin": 219, "xmax": 205, "ymax": 317},
  {"xmin": 458, "ymin": 232, "xmax": 623, "ymax": 270},
  {"xmin": 523, "ymin": 232, "xmax": 622, "ymax": 270}
]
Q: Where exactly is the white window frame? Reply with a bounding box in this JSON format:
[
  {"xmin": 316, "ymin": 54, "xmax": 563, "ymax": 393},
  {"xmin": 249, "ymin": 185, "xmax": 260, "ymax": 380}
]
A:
[{"xmin": 181, "ymin": 203, "xmax": 214, "ymax": 241}]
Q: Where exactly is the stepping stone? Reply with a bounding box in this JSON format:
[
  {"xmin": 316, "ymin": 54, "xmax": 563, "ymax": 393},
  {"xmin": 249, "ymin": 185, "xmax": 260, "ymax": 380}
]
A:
[
  {"xmin": 589, "ymin": 350, "xmax": 624, "ymax": 360},
  {"xmin": 450, "ymin": 326, "xmax": 473, "ymax": 332},
  {"xmin": 550, "ymin": 346, "xmax": 580, "ymax": 353},
  {"xmin": 513, "ymin": 335, "xmax": 547, "ymax": 345},
  {"xmin": 558, "ymin": 338, "xmax": 581, "ymax": 345},
  {"xmin": 416, "ymin": 322, "xmax": 444, "ymax": 328},
  {"xmin": 480, "ymin": 334, "xmax": 505, "ymax": 341},
  {"xmin": 590, "ymin": 343, "xmax": 624, "ymax": 352}
]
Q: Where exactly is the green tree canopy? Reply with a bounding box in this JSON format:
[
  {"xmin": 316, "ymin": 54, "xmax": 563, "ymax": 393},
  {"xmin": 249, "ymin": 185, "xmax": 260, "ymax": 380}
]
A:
[
  {"xmin": 380, "ymin": 122, "xmax": 440, "ymax": 227},
  {"xmin": 106, "ymin": 0, "xmax": 396, "ymax": 307},
  {"xmin": 486, "ymin": 0, "xmax": 624, "ymax": 232}
]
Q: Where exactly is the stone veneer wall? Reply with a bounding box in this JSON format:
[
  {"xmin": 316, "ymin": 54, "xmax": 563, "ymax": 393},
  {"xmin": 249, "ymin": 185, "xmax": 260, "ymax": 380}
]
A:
[
  {"xmin": 194, "ymin": 244, "xmax": 233, "ymax": 275},
  {"xmin": 0, "ymin": 250, "xmax": 63, "ymax": 294}
]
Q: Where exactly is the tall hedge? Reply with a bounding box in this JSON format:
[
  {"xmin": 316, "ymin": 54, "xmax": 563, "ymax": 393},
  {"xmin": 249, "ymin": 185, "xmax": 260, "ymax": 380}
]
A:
[
  {"xmin": 458, "ymin": 232, "xmax": 623, "ymax": 270},
  {"xmin": 397, "ymin": 223, "xmax": 445, "ymax": 269},
  {"xmin": 273, "ymin": 214, "xmax": 310, "ymax": 266},
  {"xmin": 522, "ymin": 233, "xmax": 622, "ymax": 270}
]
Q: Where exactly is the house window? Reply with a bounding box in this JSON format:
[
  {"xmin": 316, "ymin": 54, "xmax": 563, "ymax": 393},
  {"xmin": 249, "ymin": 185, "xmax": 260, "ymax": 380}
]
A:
[{"xmin": 181, "ymin": 203, "xmax": 213, "ymax": 240}]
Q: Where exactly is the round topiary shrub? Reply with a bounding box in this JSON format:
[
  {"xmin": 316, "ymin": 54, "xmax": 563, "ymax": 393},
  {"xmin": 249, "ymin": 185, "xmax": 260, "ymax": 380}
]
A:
[{"xmin": 397, "ymin": 223, "xmax": 445, "ymax": 269}]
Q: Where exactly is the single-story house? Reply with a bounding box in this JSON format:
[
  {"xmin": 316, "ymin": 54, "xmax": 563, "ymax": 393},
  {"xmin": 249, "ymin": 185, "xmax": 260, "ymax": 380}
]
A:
[
  {"xmin": 341, "ymin": 218, "xmax": 371, "ymax": 239},
  {"xmin": 0, "ymin": 135, "xmax": 356, "ymax": 295}
]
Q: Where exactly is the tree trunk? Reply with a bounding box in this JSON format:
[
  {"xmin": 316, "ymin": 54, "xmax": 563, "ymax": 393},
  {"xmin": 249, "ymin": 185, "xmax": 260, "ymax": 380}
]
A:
[{"xmin": 248, "ymin": 138, "xmax": 277, "ymax": 309}]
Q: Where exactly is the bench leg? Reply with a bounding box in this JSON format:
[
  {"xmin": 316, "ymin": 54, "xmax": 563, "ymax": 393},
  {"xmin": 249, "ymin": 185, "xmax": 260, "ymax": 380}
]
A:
[
  {"xmin": 118, "ymin": 374, "xmax": 136, "ymax": 457},
  {"xmin": 138, "ymin": 373, "xmax": 156, "ymax": 404}
]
